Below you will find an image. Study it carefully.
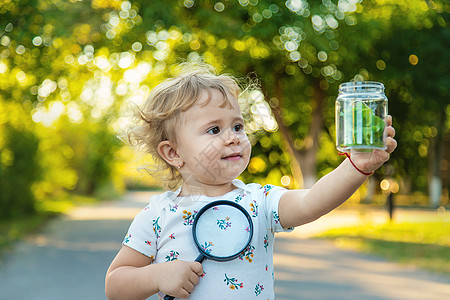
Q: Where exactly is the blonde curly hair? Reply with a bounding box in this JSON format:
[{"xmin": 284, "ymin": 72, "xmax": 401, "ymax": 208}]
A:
[{"xmin": 128, "ymin": 64, "xmax": 242, "ymax": 189}]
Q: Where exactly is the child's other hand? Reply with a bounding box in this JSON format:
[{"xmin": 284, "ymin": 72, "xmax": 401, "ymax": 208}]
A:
[
  {"xmin": 350, "ymin": 115, "xmax": 397, "ymax": 174},
  {"xmin": 157, "ymin": 260, "xmax": 203, "ymax": 299}
]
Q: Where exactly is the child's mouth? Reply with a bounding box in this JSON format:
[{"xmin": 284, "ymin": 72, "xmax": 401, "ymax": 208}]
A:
[{"xmin": 222, "ymin": 153, "xmax": 242, "ymax": 161}]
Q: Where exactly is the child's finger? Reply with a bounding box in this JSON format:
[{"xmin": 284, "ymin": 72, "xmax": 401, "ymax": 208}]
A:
[
  {"xmin": 183, "ymin": 281, "xmax": 195, "ymax": 293},
  {"xmin": 191, "ymin": 261, "xmax": 203, "ymax": 276},
  {"xmin": 178, "ymin": 288, "xmax": 190, "ymax": 299},
  {"xmin": 386, "ymin": 126, "xmax": 396, "ymax": 138},
  {"xmin": 189, "ymin": 271, "xmax": 200, "ymax": 285},
  {"xmin": 385, "ymin": 137, "xmax": 397, "ymax": 154},
  {"xmin": 386, "ymin": 115, "xmax": 393, "ymax": 126}
]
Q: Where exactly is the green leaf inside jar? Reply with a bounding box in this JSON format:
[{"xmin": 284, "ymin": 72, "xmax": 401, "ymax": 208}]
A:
[{"xmin": 341, "ymin": 101, "xmax": 385, "ymax": 150}]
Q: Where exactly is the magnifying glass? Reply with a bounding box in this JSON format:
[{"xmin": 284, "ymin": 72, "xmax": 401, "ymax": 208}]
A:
[{"xmin": 164, "ymin": 200, "xmax": 254, "ymax": 300}]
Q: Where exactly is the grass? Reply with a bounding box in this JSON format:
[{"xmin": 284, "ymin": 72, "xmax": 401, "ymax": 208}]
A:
[
  {"xmin": 0, "ymin": 193, "xmax": 98, "ymax": 255},
  {"xmin": 0, "ymin": 214, "xmax": 50, "ymax": 253},
  {"xmin": 316, "ymin": 213, "xmax": 450, "ymax": 276}
]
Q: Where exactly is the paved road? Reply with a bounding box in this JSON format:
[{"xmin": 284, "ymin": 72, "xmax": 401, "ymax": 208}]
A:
[{"xmin": 0, "ymin": 191, "xmax": 449, "ymax": 300}]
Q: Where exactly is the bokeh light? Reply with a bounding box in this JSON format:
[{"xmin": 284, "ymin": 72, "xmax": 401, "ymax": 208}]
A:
[{"xmin": 409, "ymin": 54, "xmax": 419, "ymax": 65}]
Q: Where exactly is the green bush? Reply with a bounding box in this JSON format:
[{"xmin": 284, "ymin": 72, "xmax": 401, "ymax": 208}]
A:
[{"xmin": 0, "ymin": 124, "xmax": 40, "ymax": 219}]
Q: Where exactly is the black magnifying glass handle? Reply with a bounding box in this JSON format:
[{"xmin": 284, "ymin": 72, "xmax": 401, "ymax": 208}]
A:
[
  {"xmin": 164, "ymin": 253, "xmax": 206, "ymax": 300},
  {"xmin": 195, "ymin": 253, "xmax": 205, "ymax": 263}
]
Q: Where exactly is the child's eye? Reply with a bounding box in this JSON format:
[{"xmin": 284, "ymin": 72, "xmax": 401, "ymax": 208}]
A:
[
  {"xmin": 207, "ymin": 126, "xmax": 221, "ymax": 134},
  {"xmin": 233, "ymin": 124, "xmax": 244, "ymax": 132}
]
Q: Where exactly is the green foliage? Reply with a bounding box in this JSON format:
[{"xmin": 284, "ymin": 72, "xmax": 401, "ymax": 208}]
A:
[
  {"xmin": 0, "ymin": 124, "xmax": 40, "ymax": 218},
  {"xmin": 0, "ymin": 98, "xmax": 40, "ymax": 219},
  {"xmin": 337, "ymin": 1, "xmax": 448, "ymax": 194},
  {"xmin": 73, "ymin": 125, "xmax": 122, "ymax": 195},
  {"xmin": 0, "ymin": 0, "xmax": 448, "ymax": 220},
  {"xmin": 240, "ymin": 131, "xmax": 293, "ymax": 187},
  {"xmin": 0, "ymin": 0, "xmax": 133, "ymax": 206}
]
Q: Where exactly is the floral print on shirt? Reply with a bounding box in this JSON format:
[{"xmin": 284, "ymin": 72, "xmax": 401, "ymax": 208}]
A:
[
  {"xmin": 200, "ymin": 241, "xmax": 214, "ymax": 254},
  {"xmin": 123, "ymin": 233, "xmax": 131, "ymax": 244},
  {"xmin": 255, "ymin": 283, "xmax": 264, "ymax": 296},
  {"xmin": 234, "ymin": 193, "xmax": 246, "ymax": 203},
  {"xmin": 182, "ymin": 209, "xmax": 197, "ymax": 226},
  {"xmin": 217, "ymin": 216, "xmax": 232, "ymax": 230},
  {"xmin": 152, "ymin": 217, "xmax": 161, "ymax": 238},
  {"xmin": 272, "ymin": 211, "xmax": 280, "ymax": 224},
  {"xmin": 169, "ymin": 203, "xmax": 178, "ymax": 212},
  {"xmin": 239, "ymin": 245, "xmax": 255, "ymax": 263},
  {"xmin": 250, "ymin": 200, "xmax": 259, "ymax": 217},
  {"xmin": 224, "ymin": 273, "xmax": 243, "ymax": 290},
  {"xmin": 123, "ymin": 180, "xmax": 290, "ymax": 300},
  {"xmin": 263, "ymin": 234, "xmax": 269, "ymax": 252},
  {"xmin": 165, "ymin": 250, "xmax": 179, "ymax": 261},
  {"xmin": 262, "ymin": 184, "xmax": 274, "ymax": 196}
]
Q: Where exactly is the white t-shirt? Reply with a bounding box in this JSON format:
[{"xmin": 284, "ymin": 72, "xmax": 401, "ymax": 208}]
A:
[{"xmin": 123, "ymin": 179, "xmax": 292, "ymax": 299}]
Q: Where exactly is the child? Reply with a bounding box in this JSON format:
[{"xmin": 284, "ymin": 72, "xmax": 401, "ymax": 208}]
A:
[{"xmin": 105, "ymin": 64, "xmax": 397, "ymax": 300}]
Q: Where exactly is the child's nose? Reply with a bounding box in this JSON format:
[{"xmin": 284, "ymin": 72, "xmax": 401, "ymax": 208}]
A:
[{"xmin": 225, "ymin": 129, "xmax": 240, "ymax": 145}]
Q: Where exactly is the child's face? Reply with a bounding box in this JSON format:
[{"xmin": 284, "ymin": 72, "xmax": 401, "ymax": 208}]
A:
[{"xmin": 175, "ymin": 89, "xmax": 251, "ymax": 187}]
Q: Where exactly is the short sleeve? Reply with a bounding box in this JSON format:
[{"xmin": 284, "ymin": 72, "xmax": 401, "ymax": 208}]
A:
[
  {"xmin": 260, "ymin": 184, "xmax": 293, "ymax": 233},
  {"xmin": 122, "ymin": 204, "xmax": 157, "ymax": 259}
]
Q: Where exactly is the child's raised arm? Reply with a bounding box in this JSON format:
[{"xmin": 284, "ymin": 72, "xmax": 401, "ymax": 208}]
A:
[
  {"xmin": 278, "ymin": 116, "xmax": 397, "ymax": 229},
  {"xmin": 105, "ymin": 246, "xmax": 203, "ymax": 300}
]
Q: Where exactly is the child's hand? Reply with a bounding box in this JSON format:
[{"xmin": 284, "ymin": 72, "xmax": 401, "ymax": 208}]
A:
[
  {"xmin": 349, "ymin": 115, "xmax": 397, "ymax": 174},
  {"xmin": 157, "ymin": 260, "xmax": 203, "ymax": 299}
]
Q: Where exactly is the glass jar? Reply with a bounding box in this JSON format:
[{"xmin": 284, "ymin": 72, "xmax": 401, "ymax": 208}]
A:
[{"xmin": 335, "ymin": 81, "xmax": 388, "ymax": 152}]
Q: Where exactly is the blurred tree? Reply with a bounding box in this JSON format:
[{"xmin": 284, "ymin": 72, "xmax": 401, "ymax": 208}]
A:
[
  {"xmin": 0, "ymin": 0, "xmax": 129, "ymax": 205},
  {"xmin": 0, "ymin": 0, "xmax": 448, "ymax": 219},
  {"xmin": 0, "ymin": 102, "xmax": 39, "ymax": 218},
  {"xmin": 125, "ymin": 0, "xmax": 353, "ymax": 188},
  {"xmin": 128, "ymin": 0, "xmax": 449, "ymax": 197},
  {"xmin": 345, "ymin": 0, "xmax": 450, "ymax": 204}
]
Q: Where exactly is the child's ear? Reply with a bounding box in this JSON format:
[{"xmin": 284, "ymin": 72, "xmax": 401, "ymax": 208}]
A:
[{"xmin": 157, "ymin": 141, "xmax": 182, "ymax": 168}]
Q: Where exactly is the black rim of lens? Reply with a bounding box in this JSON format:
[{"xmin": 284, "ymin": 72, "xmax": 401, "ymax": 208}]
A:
[{"xmin": 192, "ymin": 200, "xmax": 254, "ymax": 261}]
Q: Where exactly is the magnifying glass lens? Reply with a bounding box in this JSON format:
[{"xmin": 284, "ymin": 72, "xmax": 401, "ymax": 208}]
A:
[
  {"xmin": 194, "ymin": 201, "xmax": 253, "ymax": 260},
  {"xmin": 164, "ymin": 200, "xmax": 253, "ymax": 300}
]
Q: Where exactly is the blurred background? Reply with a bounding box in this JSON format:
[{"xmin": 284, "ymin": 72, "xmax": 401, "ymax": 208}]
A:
[{"xmin": 0, "ymin": 0, "xmax": 449, "ymax": 263}]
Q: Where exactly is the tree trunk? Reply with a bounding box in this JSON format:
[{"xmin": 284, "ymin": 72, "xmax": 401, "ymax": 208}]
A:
[
  {"xmin": 428, "ymin": 109, "xmax": 446, "ymax": 208},
  {"xmin": 270, "ymin": 74, "xmax": 303, "ymax": 189},
  {"xmin": 270, "ymin": 74, "xmax": 324, "ymax": 189},
  {"xmin": 298, "ymin": 79, "xmax": 324, "ymax": 188}
]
